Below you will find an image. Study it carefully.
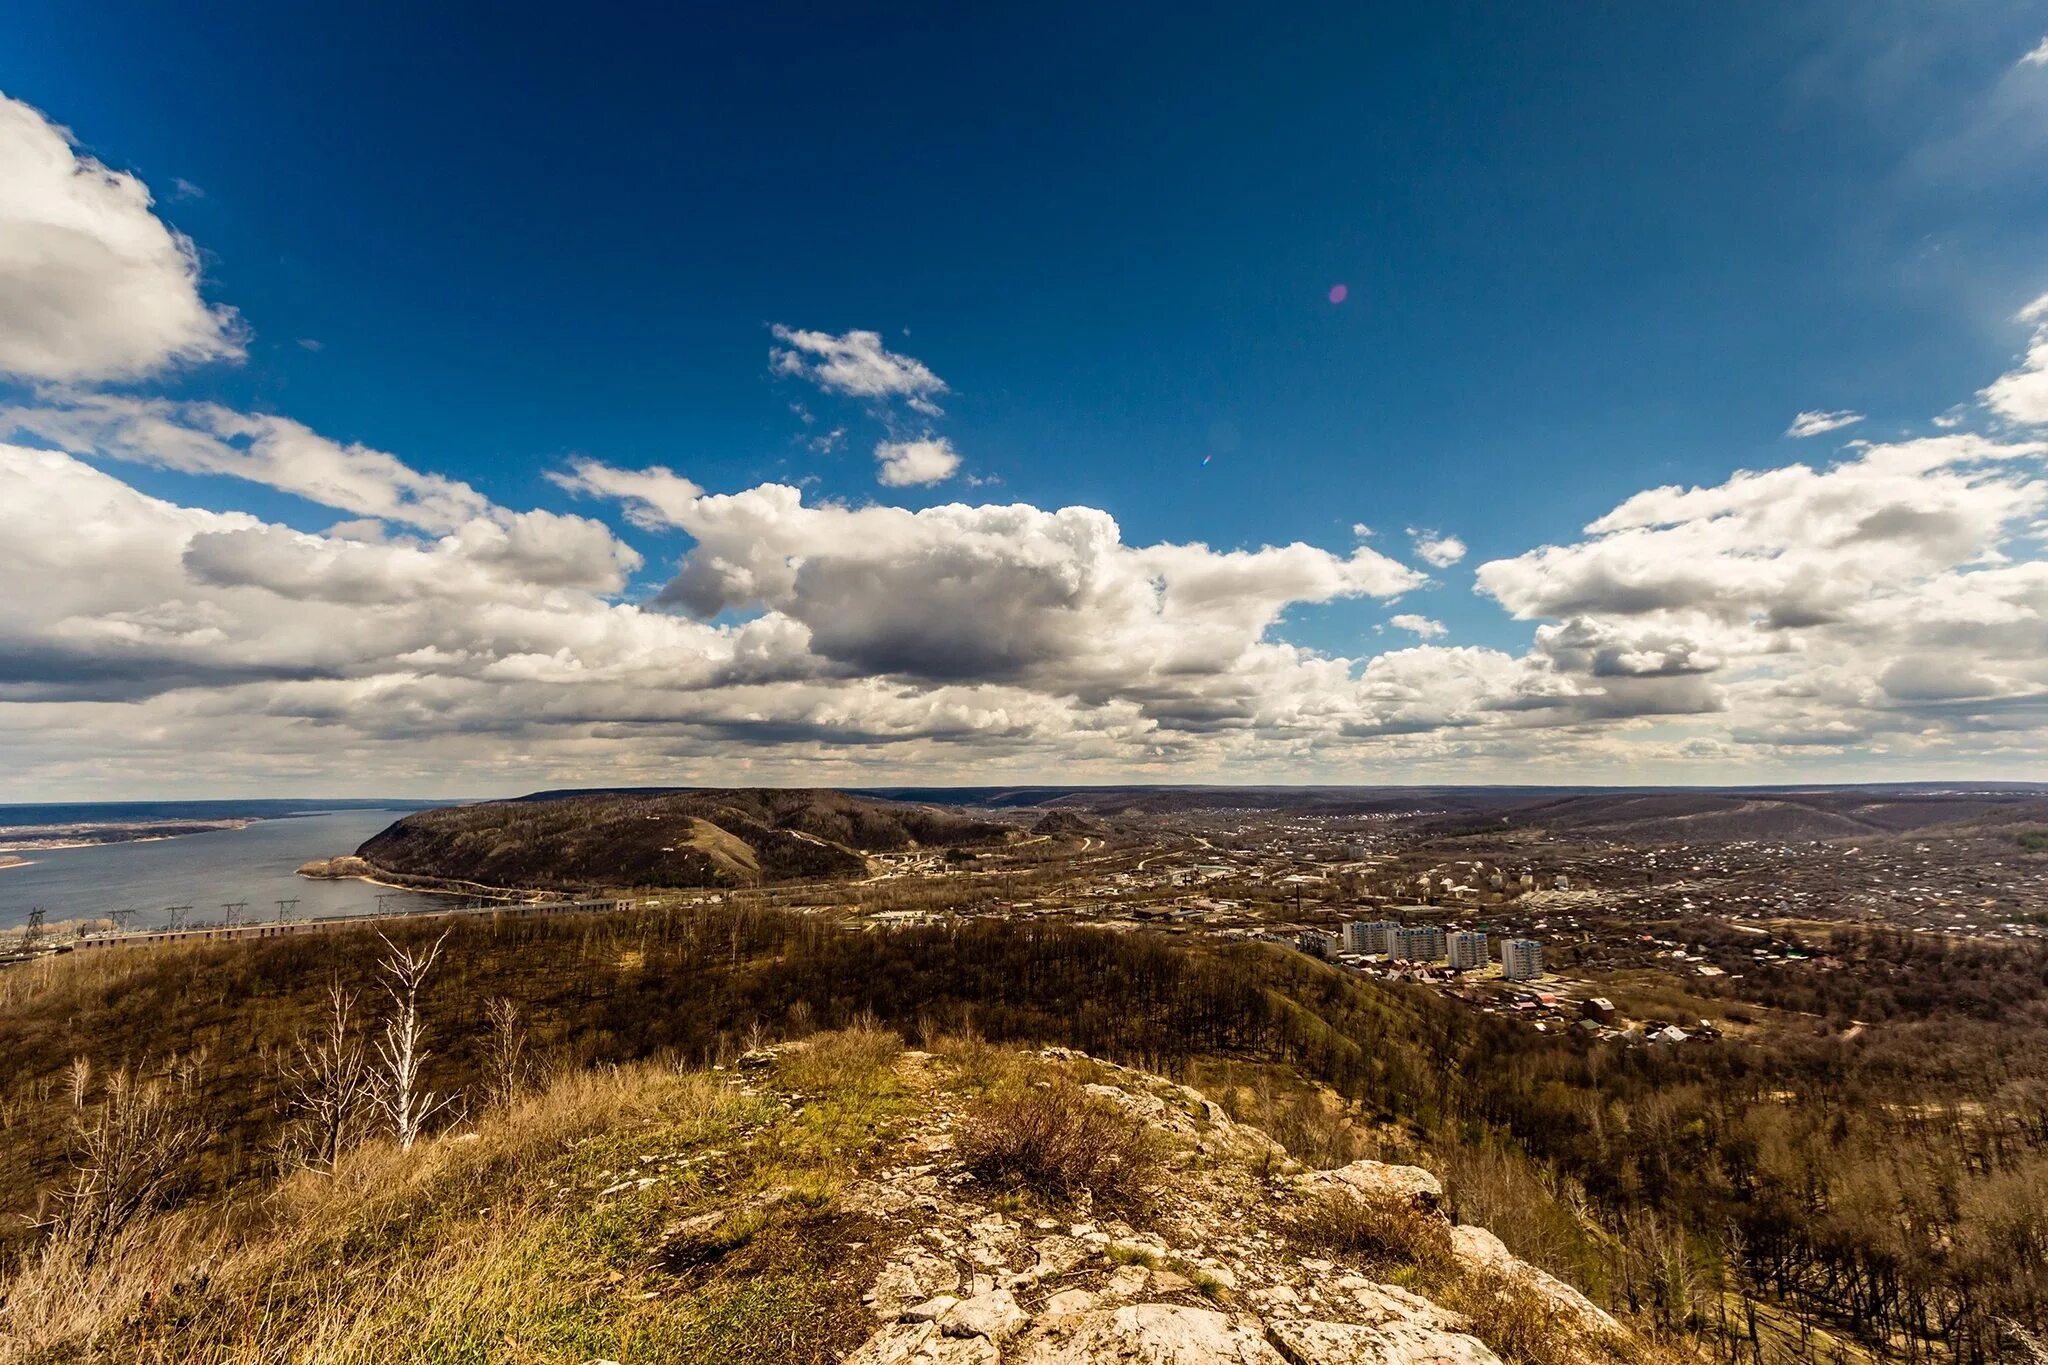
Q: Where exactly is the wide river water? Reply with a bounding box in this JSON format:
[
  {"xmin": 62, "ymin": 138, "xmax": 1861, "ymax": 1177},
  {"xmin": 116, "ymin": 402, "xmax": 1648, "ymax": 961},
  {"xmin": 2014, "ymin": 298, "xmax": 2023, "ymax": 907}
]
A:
[{"xmin": 0, "ymin": 809, "xmax": 448, "ymax": 932}]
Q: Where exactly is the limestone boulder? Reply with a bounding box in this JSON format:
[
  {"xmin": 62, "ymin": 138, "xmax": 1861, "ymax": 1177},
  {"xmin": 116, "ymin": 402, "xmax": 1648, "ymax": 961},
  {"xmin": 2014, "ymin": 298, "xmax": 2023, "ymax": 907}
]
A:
[
  {"xmin": 1297, "ymin": 1160, "xmax": 1444, "ymax": 1211},
  {"xmin": 942, "ymin": 1288, "xmax": 1029, "ymax": 1340},
  {"xmin": 1449, "ymin": 1224, "xmax": 1621, "ymax": 1338},
  {"xmin": 1266, "ymin": 1318, "xmax": 1504, "ymax": 1365},
  {"xmin": 1009, "ymin": 1303, "xmax": 1287, "ymax": 1364}
]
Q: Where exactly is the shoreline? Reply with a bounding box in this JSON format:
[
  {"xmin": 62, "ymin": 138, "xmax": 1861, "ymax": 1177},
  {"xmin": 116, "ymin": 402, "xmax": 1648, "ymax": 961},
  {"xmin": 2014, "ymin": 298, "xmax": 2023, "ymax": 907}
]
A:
[
  {"xmin": 296, "ymin": 854, "xmax": 563, "ymax": 905},
  {"xmin": 0, "ymin": 819, "xmax": 257, "ymax": 856}
]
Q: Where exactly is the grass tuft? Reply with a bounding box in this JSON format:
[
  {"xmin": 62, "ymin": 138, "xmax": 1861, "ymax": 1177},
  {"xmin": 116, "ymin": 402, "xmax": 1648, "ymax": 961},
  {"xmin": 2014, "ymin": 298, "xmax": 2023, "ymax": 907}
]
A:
[
  {"xmin": 1282, "ymin": 1188, "xmax": 1459, "ymax": 1277},
  {"xmin": 770, "ymin": 1021, "xmax": 903, "ymax": 1096},
  {"xmin": 956, "ymin": 1080, "xmax": 1162, "ymax": 1211},
  {"xmin": 1439, "ymin": 1267, "xmax": 1609, "ymax": 1365}
]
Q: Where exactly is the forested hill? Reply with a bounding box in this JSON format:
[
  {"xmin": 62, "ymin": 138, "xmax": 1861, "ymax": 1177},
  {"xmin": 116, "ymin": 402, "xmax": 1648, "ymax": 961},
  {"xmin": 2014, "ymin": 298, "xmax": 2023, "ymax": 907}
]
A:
[{"xmin": 355, "ymin": 789, "xmax": 1011, "ymax": 891}]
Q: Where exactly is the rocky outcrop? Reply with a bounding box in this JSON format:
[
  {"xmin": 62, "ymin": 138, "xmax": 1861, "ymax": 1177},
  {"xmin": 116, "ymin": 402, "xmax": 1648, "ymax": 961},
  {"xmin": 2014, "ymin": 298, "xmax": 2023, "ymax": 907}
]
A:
[
  {"xmin": 834, "ymin": 1047, "xmax": 1637, "ymax": 1365},
  {"xmin": 1013, "ymin": 1304, "xmax": 1281, "ymax": 1363},
  {"xmin": 1295, "ymin": 1159, "xmax": 1443, "ymax": 1212},
  {"xmin": 294, "ymin": 855, "xmax": 377, "ymax": 879},
  {"xmin": 1447, "ymin": 1223, "xmax": 1621, "ymax": 1339}
]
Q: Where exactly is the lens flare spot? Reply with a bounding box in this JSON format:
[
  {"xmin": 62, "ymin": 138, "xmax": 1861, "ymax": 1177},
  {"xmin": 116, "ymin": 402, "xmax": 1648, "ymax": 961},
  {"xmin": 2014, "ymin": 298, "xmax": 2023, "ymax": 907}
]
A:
[{"xmin": 1328, "ymin": 283, "xmax": 1349, "ymax": 304}]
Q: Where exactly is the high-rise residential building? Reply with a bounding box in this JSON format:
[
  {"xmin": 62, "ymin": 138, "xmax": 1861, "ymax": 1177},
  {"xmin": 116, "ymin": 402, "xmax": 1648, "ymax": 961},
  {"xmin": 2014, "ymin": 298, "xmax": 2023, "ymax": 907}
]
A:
[
  {"xmin": 1297, "ymin": 929, "xmax": 1340, "ymax": 960},
  {"xmin": 1448, "ymin": 930, "xmax": 1488, "ymax": 971},
  {"xmin": 1501, "ymin": 938, "xmax": 1544, "ymax": 981},
  {"xmin": 1344, "ymin": 920, "xmax": 1400, "ymax": 955},
  {"xmin": 1394, "ymin": 924, "xmax": 1445, "ymax": 962},
  {"xmin": 1342, "ymin": 920, "xmax": 1372, "ymax": 955}
]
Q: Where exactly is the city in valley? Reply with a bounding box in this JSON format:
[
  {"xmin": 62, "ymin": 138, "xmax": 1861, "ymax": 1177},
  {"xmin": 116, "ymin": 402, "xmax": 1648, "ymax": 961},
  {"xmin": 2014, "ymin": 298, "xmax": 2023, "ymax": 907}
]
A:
[
  {"xmin": 26, "ymin": 783, "xmax": 2043, "ymax": 1056},
  {"xmin": 8, "ymin": 792, "xmax": 2048, "ymax": 1363},
  {"xmin": 831, "ymin": 786, "xmax": 2048, "ymax": 1048}
]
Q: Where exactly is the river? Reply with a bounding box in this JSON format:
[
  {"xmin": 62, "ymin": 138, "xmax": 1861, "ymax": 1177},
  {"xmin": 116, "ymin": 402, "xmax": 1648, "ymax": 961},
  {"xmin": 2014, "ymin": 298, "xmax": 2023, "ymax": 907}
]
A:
[{"xmin": 0, "ymin": 808, "xmax": 449, "ymax": 931}]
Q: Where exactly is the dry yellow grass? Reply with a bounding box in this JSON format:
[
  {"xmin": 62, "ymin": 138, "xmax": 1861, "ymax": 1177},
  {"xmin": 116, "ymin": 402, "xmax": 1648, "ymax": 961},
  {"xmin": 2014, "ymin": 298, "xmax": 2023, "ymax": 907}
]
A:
[{"xmin": 0, "ymin": 1057, "xmax": 828, "ymax": 1363}]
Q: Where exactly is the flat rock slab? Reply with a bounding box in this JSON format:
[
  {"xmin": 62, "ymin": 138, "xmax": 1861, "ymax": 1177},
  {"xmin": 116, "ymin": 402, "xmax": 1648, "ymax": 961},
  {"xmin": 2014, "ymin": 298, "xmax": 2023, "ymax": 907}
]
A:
[
  {"xmin": 846, "ymin": 1321, "xmax": 936, "ymax": 1365},
  {"xmin": 846, "ymin": 1320, "xmax": 1002, "ymax": 1365},
  {"xmin": 1009, "ymin": 1303, "xmax": 1287, "ymax": 1364},
  {"xmin": 944, "ymin": 1288, "xmax": 1029, "ymax": 1339},
  {"xmin": 1043, "ymin": 1289, "xmax": 1099, "ymax": 1317},
  {"xmin": 1266, "ymin": 1318, "xmax": 1505, "ymax": 1365},
  {"xmin": 869, "ymin": 1250, "xmax": 964, "ymax": 1318},
  {"xmin": 1298, "ymin": 1160, "xmax": 1444, "ymax": 1209}
]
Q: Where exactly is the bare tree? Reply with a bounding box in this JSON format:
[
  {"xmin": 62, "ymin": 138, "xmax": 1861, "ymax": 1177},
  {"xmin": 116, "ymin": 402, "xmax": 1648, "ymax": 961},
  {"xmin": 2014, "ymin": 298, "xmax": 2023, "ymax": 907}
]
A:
[
  {"xmin": 371, "ymin": 930, "xmax": 455, "ymax": 1150},
  {"xmin": 481, "ymin": 995, "xmax": 531, "ymax": 1112},
  {"xmin": 275, "ymin": 978, "xmax": 372, "ymax": 1171},
  {"xmin": 58, "ymin": 1052, "xmax": 211, "ymax": 1267}
]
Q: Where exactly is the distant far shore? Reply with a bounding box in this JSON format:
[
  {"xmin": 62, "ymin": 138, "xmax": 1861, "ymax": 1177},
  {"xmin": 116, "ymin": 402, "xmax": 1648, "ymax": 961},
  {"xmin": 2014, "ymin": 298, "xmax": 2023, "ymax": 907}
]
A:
[{"xmin": 0, "ymin": 818, "xmax": 256, "ymax": 856}]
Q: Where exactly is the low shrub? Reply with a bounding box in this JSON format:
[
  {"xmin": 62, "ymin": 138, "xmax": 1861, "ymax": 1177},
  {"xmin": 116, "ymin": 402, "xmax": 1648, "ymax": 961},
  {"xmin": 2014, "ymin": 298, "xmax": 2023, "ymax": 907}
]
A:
[
  {"xmin": 1281, "ymin": 1189, "xmax": 1458, "ymax": 1277},
  {"xmin": 956, "ymin": 1081, "xmax": 1162, "ymax": 1210}
]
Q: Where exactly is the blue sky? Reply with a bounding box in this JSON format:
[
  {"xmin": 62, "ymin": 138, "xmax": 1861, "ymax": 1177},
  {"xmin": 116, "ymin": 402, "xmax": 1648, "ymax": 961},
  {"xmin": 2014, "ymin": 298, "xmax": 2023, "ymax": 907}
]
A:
[{"xmin": 3, "ymin": 4, "xmax": 2048, "ymax": 795}]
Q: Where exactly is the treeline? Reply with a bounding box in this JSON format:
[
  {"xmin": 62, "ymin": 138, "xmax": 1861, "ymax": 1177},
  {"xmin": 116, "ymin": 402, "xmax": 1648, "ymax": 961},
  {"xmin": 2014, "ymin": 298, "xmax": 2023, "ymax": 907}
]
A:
[
  {"xmin": 1727, "ymin": 926, "xmax": 2048, "ymax": 1025},
  {"xmin": 1455, "ymin": 1001, "xmax": 2048, "ymax": 1359},
  {"xmin": 0, "ymin": 909, "xmax": 1436, "ymax": 1240},
  {"xmin": 4, "ymin": 907, "xmax": 2048, "ymax": 1357}
]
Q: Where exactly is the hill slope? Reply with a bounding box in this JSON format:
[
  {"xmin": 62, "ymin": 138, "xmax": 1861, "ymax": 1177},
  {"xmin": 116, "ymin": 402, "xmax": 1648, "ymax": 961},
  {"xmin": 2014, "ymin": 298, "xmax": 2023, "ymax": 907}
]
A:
[
  {"xmin": 1, "ymin": 1029, "xmax": 1663, "ymax": 1365},
  {"xmin": 354, "ymin": 789, "xmax": 1012, "ymax": 890},
  {"xmin": 855, "ymin": 783, "xmax": 2048, "ymax": 842}
]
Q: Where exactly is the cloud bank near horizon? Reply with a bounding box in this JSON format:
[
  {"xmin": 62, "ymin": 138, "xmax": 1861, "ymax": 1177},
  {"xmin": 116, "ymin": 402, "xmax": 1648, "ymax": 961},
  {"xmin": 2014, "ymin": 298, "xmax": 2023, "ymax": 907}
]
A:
[{"xmin": 3, "ymin": 90, "xmax": 2048, "ymax": 797}]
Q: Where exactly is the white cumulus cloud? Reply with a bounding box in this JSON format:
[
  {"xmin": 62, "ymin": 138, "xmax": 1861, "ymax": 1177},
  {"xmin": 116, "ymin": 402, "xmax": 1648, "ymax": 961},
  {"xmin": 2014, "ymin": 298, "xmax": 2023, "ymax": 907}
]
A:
[
  {"xmin": 559, "ymin": 459, "xmax": 1426, "ymax": 709},
  {"xmin": 769, "ymin": 325, "xmax": 948, "ymax": 416},
  {"xmin": 1388, "ymin": 614, "xmax": 1447, "ymax": 639},
  {"xmin": 875, "ymin": 436, "xmax": 962, "ymax": 487},
  {"xmin": 0, "ymin": 93, "xmax": 243, "ymax": 382},
  {"xmin": 1409, "ymin": 529, "xmax": 1467, "ymax": 568},
  {"xmin": 4, "ymin": 394, "xmax": 496, "ymax": 532},
  {"xmin": 1785, "ymin": 409, "xmax": 1865, "ymax": 438},
  {"xmin": 9, "ymin": 77, "xmax": 2048, "ymax": 791},
  {"xmin": 1981, "ymin": 291, "xmax": 2048, "ymax": 426},
  {"xmin": 1474, "ymin": 430, "xmax": 2048, "ymax": 743}
]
